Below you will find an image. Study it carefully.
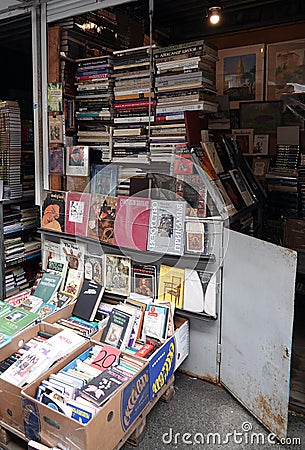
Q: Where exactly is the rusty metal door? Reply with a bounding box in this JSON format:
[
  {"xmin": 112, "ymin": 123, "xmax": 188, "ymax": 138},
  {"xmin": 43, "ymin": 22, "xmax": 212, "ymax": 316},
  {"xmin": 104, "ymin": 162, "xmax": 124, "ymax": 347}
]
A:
[{"xmin": 221, "ymin": 229, "xmax": 297, "ymax": 440}]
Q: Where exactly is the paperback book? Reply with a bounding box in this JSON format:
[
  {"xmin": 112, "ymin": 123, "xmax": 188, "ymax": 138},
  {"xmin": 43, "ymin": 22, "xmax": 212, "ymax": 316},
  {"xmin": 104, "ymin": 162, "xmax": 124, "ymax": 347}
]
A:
[
  {"xmin": 84, "ymin": 255, "xmax": 103, "ymax": 285},
  {"xmin": 72, "ymin": 280, "xmax": 105, "ymax": 322},
  {"xmin": 66, "ymin": 146, "xmax": 89, "ymax": 177},
  {"xmin": 65, "ymin": 192, "xmax": 91, "ymax": 237},
  {"xmin": 104, "ymin": 254, "xmax": 131, "ymax": 297},
  {"xmin": 90, "ymin": 164, "xmax": 118, "ymax": 196},
  {"xmin": 158, "ymin": 264, "xmax": 185, "ymax": 309},
  {"xmin": 41, "ymin": 191, "xmax": 66, "ymax": 233},
  {"xmin": 131, "ymin": 263, "xmax": 157, "ymax": 298},
  {"xmin": 60, "ymin": 239, "xmax": 86, "ymax": 271}
]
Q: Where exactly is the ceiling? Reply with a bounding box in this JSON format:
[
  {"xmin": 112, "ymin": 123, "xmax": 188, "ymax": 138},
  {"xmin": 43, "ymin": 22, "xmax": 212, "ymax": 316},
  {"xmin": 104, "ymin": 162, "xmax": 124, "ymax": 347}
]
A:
[{"xmin": 0, "ymin": 0, "xmax": 305, "ymax": 55}]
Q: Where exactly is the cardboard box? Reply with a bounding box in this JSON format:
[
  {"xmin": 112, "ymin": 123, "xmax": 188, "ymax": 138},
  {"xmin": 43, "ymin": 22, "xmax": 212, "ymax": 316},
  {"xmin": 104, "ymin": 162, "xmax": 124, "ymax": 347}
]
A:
[
  {"xmin": 22, "ymin": 342, "xmax": 150, "ymax": 450},
  {"xmin": 0, "ymin": 322, "xmax": 63, "ymax": 432},
  {"xmin": 146, "ymin": 317, "xmax": 189, "ymax": 400}
]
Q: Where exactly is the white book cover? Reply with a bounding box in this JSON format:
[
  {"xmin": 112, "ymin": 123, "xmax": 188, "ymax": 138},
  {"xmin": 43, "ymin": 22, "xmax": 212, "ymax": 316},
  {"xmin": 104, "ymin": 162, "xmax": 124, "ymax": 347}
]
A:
[{"xmin": 147, "ymin": 199, "xmax": 186, "ymax": 255}]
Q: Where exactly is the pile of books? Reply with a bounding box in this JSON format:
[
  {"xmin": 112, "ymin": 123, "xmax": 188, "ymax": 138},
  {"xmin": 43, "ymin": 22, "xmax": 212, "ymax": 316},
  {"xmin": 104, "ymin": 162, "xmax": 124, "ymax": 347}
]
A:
[
  {"xmin": 112, "ymin": 46, "xmax": 154, "ymax": 163},
  {"xmin": 21, "ymin": 119, "xmax": 35, "ymax": 197},
  {"xmin": 0, "ymin": 101, "xmax": 23, "ymax": 199},
  {"xmin": 75, "ymin": 55, "xmax": 114, "ymax": 162}
]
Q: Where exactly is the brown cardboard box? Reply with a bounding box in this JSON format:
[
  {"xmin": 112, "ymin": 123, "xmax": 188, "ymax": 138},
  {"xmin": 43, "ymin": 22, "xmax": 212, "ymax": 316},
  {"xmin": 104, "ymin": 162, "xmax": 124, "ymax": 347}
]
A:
[
  {"xmin": 22, "ymin": 342, "xmax": 150, "ymax": 450},
  {"xmin": 0, "ymin": 323, "xmax": 62, "ymax": 431}
]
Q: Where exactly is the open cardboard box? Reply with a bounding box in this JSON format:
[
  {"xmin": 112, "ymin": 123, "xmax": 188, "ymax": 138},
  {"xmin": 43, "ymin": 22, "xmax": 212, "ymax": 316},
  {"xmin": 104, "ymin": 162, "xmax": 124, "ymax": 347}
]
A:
[
  {"xmin": 22, "ymin": 341, "xmax": 150, "ymax": 450},
  {"xmin": 0, "ymin": 322, "xmax": 63, "ymax": 431}
]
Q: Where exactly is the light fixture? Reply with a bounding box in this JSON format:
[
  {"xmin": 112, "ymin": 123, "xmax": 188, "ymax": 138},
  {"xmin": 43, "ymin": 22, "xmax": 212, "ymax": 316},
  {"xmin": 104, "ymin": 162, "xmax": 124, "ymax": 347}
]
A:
[{"xmin": 208, "ymin": 6, "xmax": 222, "ymax": 25}]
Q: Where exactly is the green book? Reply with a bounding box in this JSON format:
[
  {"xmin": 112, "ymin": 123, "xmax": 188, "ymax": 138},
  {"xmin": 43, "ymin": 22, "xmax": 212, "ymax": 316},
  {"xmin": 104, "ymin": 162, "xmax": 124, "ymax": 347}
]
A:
[
  {"xmin": 0, "ymin": 307, "xmax": 37, "ymax": 336},
  {"xmin": 32, "ymin": 272, "xmax": 62, "ymax": 303}
]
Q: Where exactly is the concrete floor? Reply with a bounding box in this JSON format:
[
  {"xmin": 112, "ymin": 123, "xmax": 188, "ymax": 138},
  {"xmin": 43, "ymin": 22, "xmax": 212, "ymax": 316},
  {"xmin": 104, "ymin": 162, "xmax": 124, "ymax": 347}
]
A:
[{"xmin": 123, "ymin": 371, "xmax": 305, "ymax": 450}]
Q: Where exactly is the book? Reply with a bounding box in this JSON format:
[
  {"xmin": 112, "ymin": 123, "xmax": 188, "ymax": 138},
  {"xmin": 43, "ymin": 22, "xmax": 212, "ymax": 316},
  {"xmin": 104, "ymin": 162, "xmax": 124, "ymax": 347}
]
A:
[
  {"xmin": 48, "ymin": 82, "xmax": 63, "ymax": 112},
  {"xmin": 87, "ymin": 193, "xmax": 107, "ymax": 240},
  {"xmin": 72, "ymin": 280, "xmax": 105, "ymax": 322},
  {"xmin": 32, "ymin": 272, "xmax": 62, "ymax": 303},
  {"xmin": 49, "ymin": 114, "xmax": 63, "ymax": 145},
  {"xmin": 90, "ymin": 164, "xmax": 118, "ymax": 196},
  {"xmin": 42, "ymin": 240, "xmax": 61, "ymax": 271},
  {"xmin": 104, "ymin": 254, "xmax": 131, "ymax": 297},
  {"xmin": 253, "ymin": 134, "xmax": 269, "ymax": 155},
  {"xmin": 113, "ymin": 196, "xmax": 151, "ymax": 251},
  {"xmin": 97, "ymin": 196, "xmax": 117, "ymax": 245},
  {"xmin": 46, "ymin": 258, "xmax": 68, "ymax": 290},
  {"xmin": 41, "ymin": 191, "xmax": 66, "ymax": 232},
  {"xmin": 65, "ymin": 192, "xmax": 91, "ymax": 237},
  {"xmin": 49, "ymin": 147, "xmax": 64, "ymax": 175},
  {"xmin": 64, "ymin": 268, "xmax": 84, "ymax": 298},
  {"xmin": 0, "ymin": 307, "xmax": 37, "ymax": 337},
  {"xmin": 158, "ymin": 264, "xmax": 185, "ymax": 309},
  {"xmin": 131, "ymin": 263, "xmax": 157, "ymax": 298},
  {"xmin": 60, "ymin": 239, "xmax": 86, "ymax": 271},
  {"xmin": 185, "ymin": 220, "xmax": 205, "ymax": 254},
  {"xmin": 66, "ymin": 146, "xmax": 89, "ymax": 177},
  {"xmin": 79, "ymin": 366, "xmax": 130, "ymax": 406},
  {"xmin": 147, "ymin": 199, "xmax": 186, "ymax": 255},
  {"xmin": 218, "ymin": 172, "xmax": 246, "ymax": 211},
  {"xmin": 125, "ymin": 298, "xmax": 148, "ymax": 341},
  {"xmin": 101, "ymin": 306, "xmax": 135, "ymax": 350},
  {"xmin": 229, "ymin": 168, "xmax": 255, "ymax": 207},
  {"xmin": 202, "ymin": 141, "xmax": 224, "ymax": 174},
  {"xmin": 141, "ymin": 303, "xmax": 169, "ymax": 341},
  {"xmin": 84, "ymin": 255, "xmax": 103, "ymax": 284}
]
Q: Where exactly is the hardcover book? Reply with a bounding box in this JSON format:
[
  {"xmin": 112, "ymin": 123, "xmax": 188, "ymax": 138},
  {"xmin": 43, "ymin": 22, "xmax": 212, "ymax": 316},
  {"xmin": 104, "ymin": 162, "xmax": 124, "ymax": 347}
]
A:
[
  {"xmin": 66, "ymin": 146, "xmax": 89, "ymax": 177},
  {"xmin": 41, "ymin": 190, "xmax": 66, "ymax": 233},
  {"xmin": 65, "ymin": 192, "xmax": 91, "ymax": 237},
  {"xmin": 113, "ymin": 196, "xmax": 151, "ymax": 251},
  {"xmin": 202, "ymin": 141, "xmax": 224, "ymax": 174},
  {"xmin": 104, "ymin": 254, "xmax": 131, "ymax": 297},
  {"xmin": 72, "ymin": 280, "xmax": 105, "ymax": 322},
  {"xmin": 218, "ymin": 172, "xmax": 246, "ymax": 211},
  {"xmin": 158, "ymin": 264, "xmax": 185, "ymax": 309},
  {"xmin": 90, "ymin": 164, "xmax": 118, "ymax": 196},
  {"xmin": 0, "ymin": 307, "xmax": 37, "ymax": 337},
  {"xmin": 147, "ymin": 199, "xmax": 186, "ymax": 255}
]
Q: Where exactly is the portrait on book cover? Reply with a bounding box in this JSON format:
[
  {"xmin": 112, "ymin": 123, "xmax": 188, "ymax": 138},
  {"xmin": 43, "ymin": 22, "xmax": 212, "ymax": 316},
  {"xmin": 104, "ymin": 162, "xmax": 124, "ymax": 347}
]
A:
[
  {"xmin": 158, "ymin": 214, "xmax": 174, "ymax": 238},
  {"xmin": 49, "ymin": 147, "xmax": 64, "ymax": 174},
  {"xmin": 66, "ymin": 146, "xmax": 89, "ymax": 177},
  {"xmin": 187, "ymin": 232, "xmax": 204, "ymax": 253},
  {"xmin": 105, "ymin": 255, "xmax": 131, "ymax": 296},
  {"xmin": 134, "ymin": 274, "xmax": 154, "ymax": 297}
]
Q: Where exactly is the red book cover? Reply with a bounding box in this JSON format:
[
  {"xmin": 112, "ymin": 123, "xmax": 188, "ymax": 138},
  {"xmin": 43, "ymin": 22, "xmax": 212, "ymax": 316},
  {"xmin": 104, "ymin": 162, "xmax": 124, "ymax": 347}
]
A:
[
  {"xmin": 65, "ymin": 192, "xmax": 91, "ymax": 237},
  {"xmin": 114, "ymin": 196, "xmax": 151, "ymax": 251}
]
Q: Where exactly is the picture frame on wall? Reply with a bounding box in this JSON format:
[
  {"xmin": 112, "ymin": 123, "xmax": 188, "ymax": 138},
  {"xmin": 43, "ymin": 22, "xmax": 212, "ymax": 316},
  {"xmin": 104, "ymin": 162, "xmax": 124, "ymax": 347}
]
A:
[
  {"xmin": 239, "ymin": 101, "xmax": 283, "ymax": 131},
  {"xmin": 266, "ymin": 39, "xmax": 305, "ymax": 101},
  {"xmin": 231, "ymin": 129, "xmax": 254, "ymax": 154},
  {"xmin": 216, "ymin": 44, "xmax": 265, "ymax": 109}
]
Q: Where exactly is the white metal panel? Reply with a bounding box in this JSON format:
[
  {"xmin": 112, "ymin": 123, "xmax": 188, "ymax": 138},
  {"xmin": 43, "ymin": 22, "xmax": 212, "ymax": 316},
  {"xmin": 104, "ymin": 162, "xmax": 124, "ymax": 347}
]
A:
[
  {"xmin": 46, "ymin": 0, "xmax": 138, "ymax": 23},
  {"xmin": 0, "ymin": 1, "xmax": 30, "ymax": 19},
  {"xmin": 221, "ymin": 229, "xmax": 296, "ymax": 439}
]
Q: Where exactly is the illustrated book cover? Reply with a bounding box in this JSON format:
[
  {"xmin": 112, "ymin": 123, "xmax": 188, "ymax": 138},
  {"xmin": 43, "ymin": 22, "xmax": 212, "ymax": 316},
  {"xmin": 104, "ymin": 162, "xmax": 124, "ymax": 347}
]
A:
[
  {"xmin": 60, "ymin": 239, "xmax": 86, "ymax": 271},
  {"xmin": 114, "ymin": 196, "xmax": 151, "ymax": 251},
  {"xmin": 84, "ymin": 255, "xmax": 103, "ymax": 285},
  {"xmin": 104, "ymin": 254, "xmax": 131, "ymax": 297},
  {"xmin": 141, "ymin": 303, "xmax": 169, "ymax": 341},
  {"xmin": 101, "ymin": 306, "xmax": 135, "ymax": 350},
  {"xmin": 65, "ymin": 192, "xmax": 91, "ymax": 237},
  {"xmin": 49, "ymin": 147, "xmax": 64, "ymax": 175},
  {"xmin": 158, "ymin": 264, "xmax": 185, "ymax": 309},
  {"xmin": 66, "ymin": 146, "xmax": 89, "ymax": 177},
  {"xmin": 146, "ymin": 199, "xmax": 186, "ymax": 255},
  {"xmin": 91, "ymin": 164, "xmax": 118, "ymax": 196},
  {"xmin": 49, "ymin": 114, "xmax": 64, "ymax": 145},
  {"xmin": 32, "ymin": 272, "xmax": 62, "ymax": 303},
  {"xmin": 41, "ymin": 190, "xmax": 66, "ymax": 233},
  {"xmin": 131, "ymin": 263, "xmax": 157, "ymax": 298},
  {"xmin": 47, "ymin": 82, "xmax": 63, "ymax": 112},
  {"xmin": 64, "ymin": 268, "xmax": 84, "ymax": 298}
]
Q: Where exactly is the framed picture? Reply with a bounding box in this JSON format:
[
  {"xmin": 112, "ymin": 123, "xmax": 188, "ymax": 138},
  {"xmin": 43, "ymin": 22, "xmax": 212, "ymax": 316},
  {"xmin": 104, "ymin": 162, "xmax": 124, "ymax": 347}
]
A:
[
  {"xmin": 240, "ymin": 101, "xmax": 283, "ymax": 131},
  {"xmin": 216, "ymin": 44, "xmax": 265, "ymax": 109},
  {"xmin": 253, "ymin": 134, "xmax": 269, "ymax": 155},
  {"xmin": 266, "ymin": 39, "xmax": 305, "ymax": 100},
  {"xmin": 231, "ymin": 129, "xmax": 254, "ymax": 154},
  {"xmin": 252, "ymin": 156, "xmax": 270, "ymax": 180}
]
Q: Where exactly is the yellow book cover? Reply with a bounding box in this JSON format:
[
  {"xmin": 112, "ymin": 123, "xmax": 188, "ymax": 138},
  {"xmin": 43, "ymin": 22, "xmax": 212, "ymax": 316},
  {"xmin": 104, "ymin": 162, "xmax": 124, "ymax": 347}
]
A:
[{"xmin": 158, "ymin": 264, "xmax": 185, "ymax": 309}]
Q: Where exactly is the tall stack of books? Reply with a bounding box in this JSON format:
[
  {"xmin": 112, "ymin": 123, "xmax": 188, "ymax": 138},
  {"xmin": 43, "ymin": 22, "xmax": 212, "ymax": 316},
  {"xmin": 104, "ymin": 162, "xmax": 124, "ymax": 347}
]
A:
[
  {"xmin": 112, "ymin": 46, "xmax": 154, "ymax": 163},
  {"xmin": 151, "ymin": 40, "xmax": 218, "ymax": 161},
  {"xmin": 75, "ymin": 55, "xmax": 114, "ymax": 162},
  {"xmin": 299, "ymin": 152, "xmax": 305, "ymax": 217},
  {"xmin": 0, "ymin": 101, "xmax": 22, "ymax": 199},
  {"xmin": 21, "ymin": 120, "xmax": 35, "ymax": 197}
]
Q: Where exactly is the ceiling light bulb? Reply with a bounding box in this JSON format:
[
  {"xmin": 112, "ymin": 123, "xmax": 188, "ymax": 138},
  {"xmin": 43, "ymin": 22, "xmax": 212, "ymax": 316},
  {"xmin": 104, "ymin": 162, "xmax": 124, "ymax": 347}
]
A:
[{"xmin": 209, "ymin": 6, "xmax": 221, "ymax": 25}]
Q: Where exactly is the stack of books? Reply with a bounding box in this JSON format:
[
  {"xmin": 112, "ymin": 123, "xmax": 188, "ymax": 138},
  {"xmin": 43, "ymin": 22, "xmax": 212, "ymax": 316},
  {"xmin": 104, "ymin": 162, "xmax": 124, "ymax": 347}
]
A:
[
  {"xmin": 4, "ymin": 237, "xmax": 25, "ymax": 268},
  {"xmin": 151, "ymin": 40, "xmax": 218, "ymax": 161},
  {"xmin": 75, "ymin": 55, "xmax": 114, "ymax": 162},
  {"xmin": 112, "ymin": 46, "xmax": 154, "ymax": 163},
  {"xmin": 21, "ymin": 119, "xmax": 35, "ymax": 197},
  {"xmin": 0, "ymin": 101, "xmax": 23, "ymax": 199}
]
